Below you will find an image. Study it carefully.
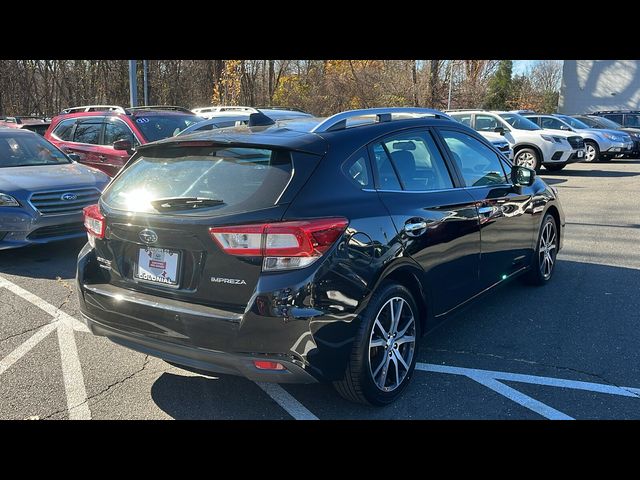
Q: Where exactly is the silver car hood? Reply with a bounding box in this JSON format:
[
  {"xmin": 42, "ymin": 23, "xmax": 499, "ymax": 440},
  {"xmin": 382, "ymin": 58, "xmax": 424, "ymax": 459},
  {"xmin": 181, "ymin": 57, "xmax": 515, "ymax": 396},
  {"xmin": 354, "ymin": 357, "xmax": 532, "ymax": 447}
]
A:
[{"xmin": 0, "ymin": 163, "xmax": 109, "ymax": 193}]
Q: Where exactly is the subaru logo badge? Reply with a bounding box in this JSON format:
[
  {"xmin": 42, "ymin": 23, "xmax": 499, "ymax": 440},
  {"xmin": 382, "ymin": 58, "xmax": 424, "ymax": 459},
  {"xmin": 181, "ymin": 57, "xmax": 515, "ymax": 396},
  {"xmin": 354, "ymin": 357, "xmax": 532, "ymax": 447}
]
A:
[
  {"xmin": 61, "ymin": 193, "xmax": 77, "ymax": 201},
  {"xmin": 139, "ymin": 229, "xmax": 158, "ymax": 244}
]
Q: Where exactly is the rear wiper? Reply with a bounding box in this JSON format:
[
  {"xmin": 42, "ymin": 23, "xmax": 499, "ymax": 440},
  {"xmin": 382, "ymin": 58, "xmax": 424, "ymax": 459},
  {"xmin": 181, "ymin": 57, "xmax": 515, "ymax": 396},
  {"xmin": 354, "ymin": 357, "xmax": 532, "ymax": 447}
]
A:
[{"xmin": 151, "ymin": 197, "xmax": 225, "ymax": 210}]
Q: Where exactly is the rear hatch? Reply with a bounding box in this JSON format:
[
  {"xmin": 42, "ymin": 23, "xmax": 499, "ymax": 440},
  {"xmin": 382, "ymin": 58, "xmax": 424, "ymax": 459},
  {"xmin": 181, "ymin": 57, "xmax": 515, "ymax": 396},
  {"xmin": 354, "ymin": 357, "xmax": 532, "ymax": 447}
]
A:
[{"xmin": 93, "ymin": 143, "xmax": 322, "ymax": 312}]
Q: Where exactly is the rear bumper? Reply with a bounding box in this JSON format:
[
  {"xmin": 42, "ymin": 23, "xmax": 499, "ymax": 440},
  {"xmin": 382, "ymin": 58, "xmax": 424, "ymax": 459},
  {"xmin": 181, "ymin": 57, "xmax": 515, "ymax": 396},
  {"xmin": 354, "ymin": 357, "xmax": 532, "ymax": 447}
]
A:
[
  {"xmin": 81, "ymin": 312, "xmax": 317, "ymax": 383},
  {"xmin": 77, "ymin": 243, "xmax": 363, "ymax": 383}
]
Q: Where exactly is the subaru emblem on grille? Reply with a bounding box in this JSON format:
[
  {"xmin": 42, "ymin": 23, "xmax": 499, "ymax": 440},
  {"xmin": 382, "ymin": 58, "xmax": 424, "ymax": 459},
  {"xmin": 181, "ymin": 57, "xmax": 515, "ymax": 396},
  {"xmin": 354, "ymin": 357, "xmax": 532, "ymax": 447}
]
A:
[
  {"xmin": 61, "ymin": 193, "xmax": 78, "ymax": 201},
  {"xmin": 139, "ymin": 229, "xmax": 158, "ymax": 244}
]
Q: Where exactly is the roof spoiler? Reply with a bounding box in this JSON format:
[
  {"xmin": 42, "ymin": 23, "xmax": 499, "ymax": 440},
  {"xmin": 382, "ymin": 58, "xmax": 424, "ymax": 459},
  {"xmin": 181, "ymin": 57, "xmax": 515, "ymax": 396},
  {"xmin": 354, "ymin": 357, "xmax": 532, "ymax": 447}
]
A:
[{"xmin": 248, "ymin": 111, "xmax": 276, "ymax": 127}]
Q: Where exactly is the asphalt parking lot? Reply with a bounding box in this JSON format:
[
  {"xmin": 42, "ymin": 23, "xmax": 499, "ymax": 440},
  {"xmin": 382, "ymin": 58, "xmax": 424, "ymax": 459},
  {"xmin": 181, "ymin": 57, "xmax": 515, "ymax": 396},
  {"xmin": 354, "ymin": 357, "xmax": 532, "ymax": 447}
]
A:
[{"xmin": 1, "ymin": 160, "xmax": 639, "ymax": 420}]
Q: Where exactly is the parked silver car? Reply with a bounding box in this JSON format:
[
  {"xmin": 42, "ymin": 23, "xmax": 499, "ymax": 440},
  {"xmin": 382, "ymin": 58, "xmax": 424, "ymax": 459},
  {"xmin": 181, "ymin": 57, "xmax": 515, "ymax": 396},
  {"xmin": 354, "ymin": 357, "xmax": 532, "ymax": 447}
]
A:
[
  {"xmin": 524, "ymin": 114, "xmax": 633, "ymax": 162},
  {"xmin": 0, "ymin": 129, "xmax": 110, "ymax": 250}
]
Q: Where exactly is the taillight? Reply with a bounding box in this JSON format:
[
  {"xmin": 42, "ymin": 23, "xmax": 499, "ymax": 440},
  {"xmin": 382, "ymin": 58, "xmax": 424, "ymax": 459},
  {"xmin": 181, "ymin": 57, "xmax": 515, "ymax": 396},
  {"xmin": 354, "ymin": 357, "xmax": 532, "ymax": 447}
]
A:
[
  {"xmin": 209, "ymin": 218, "xmax": 348, "ymax": 271},
  {"xmin": 83, "ymin": 204, "xmax": 105, "ymax": 240},
  {"xmin": 253, "ymin": 361, "xmax": 286, "ymax": 371}
]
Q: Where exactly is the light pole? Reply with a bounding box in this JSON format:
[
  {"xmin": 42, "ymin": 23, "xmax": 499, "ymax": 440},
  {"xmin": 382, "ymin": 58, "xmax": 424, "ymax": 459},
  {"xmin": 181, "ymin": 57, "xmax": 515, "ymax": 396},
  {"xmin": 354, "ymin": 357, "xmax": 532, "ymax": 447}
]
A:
[
  {"xmin": 128, "ymin": 60, "xmax": 138, "ymax": 108},
  {"xmin": 447, "ymin": 60, "xmax": 454, "ymax": 110}
]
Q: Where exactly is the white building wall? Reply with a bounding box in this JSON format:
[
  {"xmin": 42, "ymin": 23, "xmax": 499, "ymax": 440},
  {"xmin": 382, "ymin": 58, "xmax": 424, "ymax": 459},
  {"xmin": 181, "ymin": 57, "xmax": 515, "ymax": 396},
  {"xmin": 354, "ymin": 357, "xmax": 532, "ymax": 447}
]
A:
[{"xmin": 558, "ymin": 60, "xmax": 640, "ymax": 114}]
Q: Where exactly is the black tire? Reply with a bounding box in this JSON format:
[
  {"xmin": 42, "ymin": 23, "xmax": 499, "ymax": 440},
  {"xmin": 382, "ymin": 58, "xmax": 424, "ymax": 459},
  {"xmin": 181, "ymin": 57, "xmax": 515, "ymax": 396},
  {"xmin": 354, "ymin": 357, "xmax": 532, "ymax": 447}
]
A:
[
  {"xmin": 333, "ymin": 281, "xmax": 420, "ymax": 406},
  {"xmin": 584, "ymin": 140, "xmax": 600, "ymax": 163},
  {"xmin": 523, "ymin": 214, "xmax": 558, "ymax": 286},
  {"xmin": 599, "ymin": 155, "xmax": 612, "ymax": 162},
  {"xmin": 544, "ymin": 164, "xmax": 566, "ymax": 172},
  {"xmin": 514, "ymin": 147, "xmax": 540, "ymax": 172}
]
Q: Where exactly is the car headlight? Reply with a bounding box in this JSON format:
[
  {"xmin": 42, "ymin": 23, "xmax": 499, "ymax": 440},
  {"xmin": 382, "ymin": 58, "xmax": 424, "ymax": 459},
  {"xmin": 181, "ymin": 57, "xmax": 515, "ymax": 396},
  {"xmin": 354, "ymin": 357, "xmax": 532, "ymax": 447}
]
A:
[
  {"xmin": 541, "ymin": 134, "xmax": 561, "ymax": 143},
  {"xmin": 0, "ymin": 193, "xmax": 20, "ymax": 207},
  {"xmin": 602, "ymin": 133, "xmax": 624, "ymax": 141}
]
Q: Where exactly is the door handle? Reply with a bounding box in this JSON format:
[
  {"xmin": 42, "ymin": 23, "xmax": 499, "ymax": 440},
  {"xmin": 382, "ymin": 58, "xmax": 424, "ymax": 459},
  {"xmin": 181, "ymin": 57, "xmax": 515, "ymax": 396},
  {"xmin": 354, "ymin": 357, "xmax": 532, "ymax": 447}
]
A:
[
  {"xmin": 404, "ymin": 220, "xmax": 428, "ymax": 237},
  {"xmin": 98, "ymin": 155, "xmax": 107, "ymax": 162}
]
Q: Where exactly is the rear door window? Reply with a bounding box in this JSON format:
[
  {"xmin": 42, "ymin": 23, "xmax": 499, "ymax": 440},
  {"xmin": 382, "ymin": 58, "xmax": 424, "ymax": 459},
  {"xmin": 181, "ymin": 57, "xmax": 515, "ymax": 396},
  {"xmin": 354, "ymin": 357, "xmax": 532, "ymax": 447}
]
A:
[
  {"xmin": 380, "ymin": 131, "xmax": 453, "ymax": 191},
  {"xmin": 102, "ymin": 146, "xmax": 293, "ymax": 216},
  {"xmin": 73, "ymin": 120, "xmax": 103, "ymax": 144}
]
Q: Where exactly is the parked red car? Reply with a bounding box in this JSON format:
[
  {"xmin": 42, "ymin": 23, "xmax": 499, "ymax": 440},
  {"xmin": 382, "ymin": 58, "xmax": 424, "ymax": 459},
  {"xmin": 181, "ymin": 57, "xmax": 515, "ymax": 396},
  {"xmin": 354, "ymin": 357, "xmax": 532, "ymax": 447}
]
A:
[{"xmin": 44, "ymin": 106, "xmax": 202, "ymax": 176}]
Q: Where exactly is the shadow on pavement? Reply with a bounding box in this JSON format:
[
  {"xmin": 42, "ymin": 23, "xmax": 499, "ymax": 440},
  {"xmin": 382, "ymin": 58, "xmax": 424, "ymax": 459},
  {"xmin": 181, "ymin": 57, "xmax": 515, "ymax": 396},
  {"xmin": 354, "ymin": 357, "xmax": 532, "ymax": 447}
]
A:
[
  {"xmin": 150, "ymin": 371, "xmax": 292, "ymax": 419},
  {"xmin": 0, "ymin": 238, "xmax": 85, "ymax": 280},
  {"xmin": 148, "ymin": 259, "xmax": 640, "ymax": 419},
  {"xmin": 543, "ymin": 169, "xmax": 640, "ymax": 178}
]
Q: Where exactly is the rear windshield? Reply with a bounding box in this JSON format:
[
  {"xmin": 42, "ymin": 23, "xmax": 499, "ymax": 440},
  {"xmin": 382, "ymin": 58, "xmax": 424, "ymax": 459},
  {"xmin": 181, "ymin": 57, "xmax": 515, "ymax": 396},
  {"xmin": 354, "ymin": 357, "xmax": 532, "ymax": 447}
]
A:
[
  {"xmin": 101, "ymin": 146, "xmax": 292, "ymax": 216},
  {"xmin": 0, "ymin": 133, "xmax": 70, "ymax": 167},
  {"xmin": 133, "ymin": 114, "xmax": 203, "ymax": 142}
]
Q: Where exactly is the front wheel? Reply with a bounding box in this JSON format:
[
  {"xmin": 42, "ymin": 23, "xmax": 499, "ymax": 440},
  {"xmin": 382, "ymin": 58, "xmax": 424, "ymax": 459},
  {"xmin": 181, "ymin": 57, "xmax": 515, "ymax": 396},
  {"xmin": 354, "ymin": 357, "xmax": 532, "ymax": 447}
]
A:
[
  {"xmin": 584, "ymin": 141, "xmax": 599, "ymax": 162},
  {"xmin": 544, "ymin": 164, "xmax": 566, "ymax": 172},
  {"xmin": 333, "ymin": 281, "xmax": 420, "ymax": 406},
  {"xmin": 524, "ymin": 213, "xmax": 558, "ymax": 286},
  {"xmin": 514, "ymin": 148, "xmax": 540, "ymax": 172}
]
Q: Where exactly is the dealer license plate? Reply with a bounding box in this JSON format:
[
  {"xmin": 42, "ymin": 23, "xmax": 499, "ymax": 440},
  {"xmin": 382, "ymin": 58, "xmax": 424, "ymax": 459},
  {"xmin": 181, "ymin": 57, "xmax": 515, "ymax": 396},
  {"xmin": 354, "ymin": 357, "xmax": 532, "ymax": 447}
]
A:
[{"xmin": 135, "ymin": 247, "xmax": 180, "ymax": 286}]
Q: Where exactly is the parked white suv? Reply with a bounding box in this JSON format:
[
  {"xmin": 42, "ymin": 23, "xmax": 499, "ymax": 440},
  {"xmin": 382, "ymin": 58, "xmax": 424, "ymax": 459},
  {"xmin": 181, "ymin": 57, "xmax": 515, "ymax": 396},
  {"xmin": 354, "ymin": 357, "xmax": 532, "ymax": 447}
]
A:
[
  {"xmin": 447, "ymin": 110, "xmax": 585, "ymax": 171},
  {"xmin": 192, "ymin": 106, "xmax": 256, "ymax": 118}
]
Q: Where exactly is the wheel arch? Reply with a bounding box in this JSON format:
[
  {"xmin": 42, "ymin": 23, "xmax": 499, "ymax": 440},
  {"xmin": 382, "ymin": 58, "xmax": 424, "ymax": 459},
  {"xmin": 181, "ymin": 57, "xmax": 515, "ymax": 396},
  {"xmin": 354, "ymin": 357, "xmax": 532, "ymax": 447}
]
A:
[
  {"xmin": 513, "ymin": 143, "xmax": 544, "ymax": 164},
  {"xmin": 369, "ymin": 259, "xmax": 430, "ymax": 335},
  {"xmin": 544, "ymin": 204, "xmax": 561, "ymax": 247}
]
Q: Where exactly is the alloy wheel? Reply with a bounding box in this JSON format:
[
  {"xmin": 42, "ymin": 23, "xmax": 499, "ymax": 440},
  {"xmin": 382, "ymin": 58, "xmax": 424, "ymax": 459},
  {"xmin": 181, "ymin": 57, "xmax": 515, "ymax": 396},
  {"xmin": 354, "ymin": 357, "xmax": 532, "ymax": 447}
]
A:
[
  {"xmin": 516, "ymin": 151, "xmax": 536, "ymax": 169},
  {"xmin": 539, "ymin": 220, "xmax": 557, "ymax": 279},
  {"xmin": 584, "ymin": 143, "xmax": 597, "ymax": 162},
  {"xmin": 368, "ymin": 297, "xmax": 416, "ymax": 392}
]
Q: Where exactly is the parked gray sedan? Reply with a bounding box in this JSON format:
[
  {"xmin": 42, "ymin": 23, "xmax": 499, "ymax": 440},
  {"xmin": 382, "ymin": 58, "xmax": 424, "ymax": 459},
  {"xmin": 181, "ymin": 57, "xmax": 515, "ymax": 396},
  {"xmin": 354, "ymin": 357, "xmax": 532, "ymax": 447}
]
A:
[{"xmin": 0, "ymin": 129, "xmax": 110, "ymax": 250}]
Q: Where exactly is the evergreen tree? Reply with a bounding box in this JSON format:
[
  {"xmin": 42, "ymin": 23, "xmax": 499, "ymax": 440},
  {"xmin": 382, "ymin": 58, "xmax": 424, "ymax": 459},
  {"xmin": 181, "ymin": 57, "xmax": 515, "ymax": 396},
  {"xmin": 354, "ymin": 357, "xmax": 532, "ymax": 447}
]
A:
[{"xmin": 483, "ymin": 60, "xmax": 513, "ymax": 109}]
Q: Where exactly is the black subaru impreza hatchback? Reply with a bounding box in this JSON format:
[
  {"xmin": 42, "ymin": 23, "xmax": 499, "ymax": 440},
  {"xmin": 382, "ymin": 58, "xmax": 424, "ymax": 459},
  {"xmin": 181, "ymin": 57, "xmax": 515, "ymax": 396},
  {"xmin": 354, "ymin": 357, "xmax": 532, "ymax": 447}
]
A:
[{"xmin": 78, "ymin": 108, "xmax": 564, "ymax": 405}]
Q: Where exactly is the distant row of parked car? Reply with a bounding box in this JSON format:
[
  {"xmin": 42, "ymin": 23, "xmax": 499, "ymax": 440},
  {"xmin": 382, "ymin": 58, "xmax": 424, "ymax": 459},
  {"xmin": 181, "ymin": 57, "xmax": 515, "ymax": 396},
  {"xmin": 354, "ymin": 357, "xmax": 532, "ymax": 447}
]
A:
[{"xmin": 445, "ymin": 109, "xmax": 640, "ymax": 172}]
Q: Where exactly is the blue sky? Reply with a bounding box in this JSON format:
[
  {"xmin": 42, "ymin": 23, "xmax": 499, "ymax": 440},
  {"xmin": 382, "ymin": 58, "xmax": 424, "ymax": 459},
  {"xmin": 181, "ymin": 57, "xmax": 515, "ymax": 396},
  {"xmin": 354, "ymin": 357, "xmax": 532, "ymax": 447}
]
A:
[{"xmin": 513, "ymin": 60, "xmax": 538, "ymax": 75}]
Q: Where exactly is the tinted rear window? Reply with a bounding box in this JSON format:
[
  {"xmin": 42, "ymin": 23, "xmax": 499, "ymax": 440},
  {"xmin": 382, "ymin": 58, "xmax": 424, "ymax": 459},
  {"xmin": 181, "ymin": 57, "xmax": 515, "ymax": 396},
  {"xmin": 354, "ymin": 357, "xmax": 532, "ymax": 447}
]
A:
[
  {"xmin": 102, "ymin": 146, "xmax": 292, "ymax": 216},
  {"xmin": 133, "ymin": 114, "xmax": 202, "ymax": 141}
]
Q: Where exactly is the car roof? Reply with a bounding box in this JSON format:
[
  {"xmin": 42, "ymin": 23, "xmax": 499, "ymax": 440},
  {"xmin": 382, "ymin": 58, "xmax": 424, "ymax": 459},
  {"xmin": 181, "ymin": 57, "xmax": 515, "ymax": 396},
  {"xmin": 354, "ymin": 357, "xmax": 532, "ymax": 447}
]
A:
[
  {"xmin": 143, "ymin": 114, "xmax": 460, "ymax": 156},
  {"xmin": 54, "ymin": 109, "xmax": 198, "ymax": 121}
]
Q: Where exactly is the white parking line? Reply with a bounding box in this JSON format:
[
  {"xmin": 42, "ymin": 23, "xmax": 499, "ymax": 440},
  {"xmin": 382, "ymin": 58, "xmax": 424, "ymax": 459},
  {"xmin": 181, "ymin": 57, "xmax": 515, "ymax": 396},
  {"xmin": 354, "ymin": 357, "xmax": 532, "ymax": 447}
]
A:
[
  {"xmin": 0, "ymin": 274, "xmax": 91, "ymax": 420},
  {"xmin": 0, "ymin": 276, "xmax": 89, "ymax": 332},
  {"xmin": 469, "ymin": 375, "xmax": 574, "ymax": 420},
  {"xmin": 0, "ymin": 323, "xmax": 57, "ymax": 376},
  {"xmin": 417, "ymin": 362, "xmax": 640, "ymax": 420},
  {"xmin": 255, "ymin": 382, "xmax": 319, "ymax": 420},
  {"xmin": 57, "ymin": 324, "xmax": 91, "ymax": 420}
]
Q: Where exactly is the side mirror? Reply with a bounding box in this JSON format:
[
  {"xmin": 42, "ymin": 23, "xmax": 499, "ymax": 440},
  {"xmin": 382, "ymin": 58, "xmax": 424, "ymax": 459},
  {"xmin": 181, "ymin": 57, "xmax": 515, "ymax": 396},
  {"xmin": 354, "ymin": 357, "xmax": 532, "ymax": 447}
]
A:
[
  {"xmin": 113, "ymin": 139, "xmax": 133, "ymax": 153},
  {"xmin": 511, "ymin": 165, "xmax": 535, "ymax": 187},
  {"xmin": 560, "ymin": 125, "xmax": 571, "ymax": 131},
  {"xmin": 67, "ymin": 153, "xmax": 81, "ymax": 162},
  {"xmin": 494, "ymin": 126, "xmax": 506, "ymax": 135}
]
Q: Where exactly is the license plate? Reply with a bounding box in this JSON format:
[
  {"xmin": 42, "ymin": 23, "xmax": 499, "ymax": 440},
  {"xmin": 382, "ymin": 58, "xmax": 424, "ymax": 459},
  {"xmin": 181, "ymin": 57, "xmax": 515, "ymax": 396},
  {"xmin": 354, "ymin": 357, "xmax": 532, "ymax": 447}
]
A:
[
  {"xmin": 578, "ymin": 150, "xmax": 584, "ymax": 158},
  {"xmin": 135, "ymin": 247, "xmax": 180, "ymax": 286}
]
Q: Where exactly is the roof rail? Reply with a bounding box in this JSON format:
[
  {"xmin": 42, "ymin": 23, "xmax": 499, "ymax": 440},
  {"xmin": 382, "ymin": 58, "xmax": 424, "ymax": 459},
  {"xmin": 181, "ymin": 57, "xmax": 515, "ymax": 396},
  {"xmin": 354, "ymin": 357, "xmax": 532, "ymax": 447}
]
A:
[
  {"xmin": 61, "ymin": 105, "xmax": 126, "ymax": 114},
  {"xmin": 128, "ymin": 105, "xmax": 194, "ymax": 113},
  {"xmin": 443, "ymin": 108, "xmax": 485, "ymax": 112},
  {"xmin": 192, "ymin": 106, "xmax": 256, "ymax": 112},
  {"xmin": 256, "ymin": 106, "xmax": 308, "ymax": 113},
  {"xmin": 310, "ymin": 108, "xmax": 452, "ymax": 133}
]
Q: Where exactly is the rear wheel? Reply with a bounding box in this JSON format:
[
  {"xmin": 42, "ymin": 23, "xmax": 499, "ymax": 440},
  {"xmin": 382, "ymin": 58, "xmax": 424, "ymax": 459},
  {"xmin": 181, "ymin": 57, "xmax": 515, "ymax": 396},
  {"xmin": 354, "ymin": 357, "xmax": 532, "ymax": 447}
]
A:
[
  {"xmin": 524, "ymin": 214, "xmax": 558, "ymax": 286},
  {"xmin": 334, "ymin": 281, "xmax": 419, "ymax": 406},
  {"xmin": 514, "ymin": 148, "xmax": 540, "ymax": 172},
  {"xmin": 584, "ymin": 141, "xmax": 599, "ymax": 162},
  {"xmin": 544, "ymin": 164, "xmax": 566, "ymax": 172}
]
